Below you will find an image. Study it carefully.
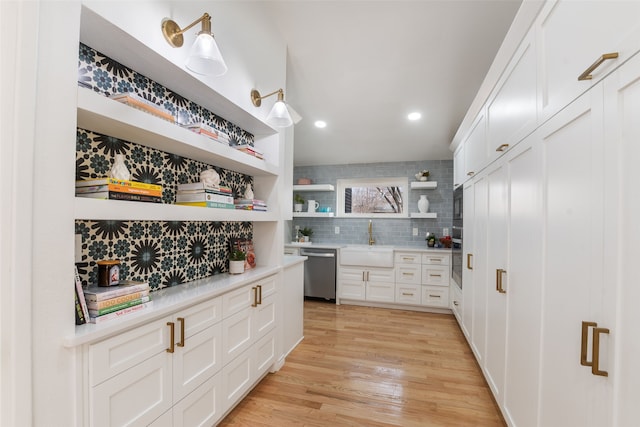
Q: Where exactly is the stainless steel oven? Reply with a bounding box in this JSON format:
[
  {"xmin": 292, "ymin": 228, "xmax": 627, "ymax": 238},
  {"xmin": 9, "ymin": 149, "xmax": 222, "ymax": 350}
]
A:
[{"xmin": 452, "ymin": 185, "xmax": 463, "ymax": 288}]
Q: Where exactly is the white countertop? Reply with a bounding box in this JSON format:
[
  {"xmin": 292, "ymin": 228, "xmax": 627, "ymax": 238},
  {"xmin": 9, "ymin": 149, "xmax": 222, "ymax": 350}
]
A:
[
  {"xmin": 285, "ymin": 243, "xmax": 451, "ymax": 253},
  {"xmin": 284, "ymin": 255, "xmax": 308, "ymax": 267}
]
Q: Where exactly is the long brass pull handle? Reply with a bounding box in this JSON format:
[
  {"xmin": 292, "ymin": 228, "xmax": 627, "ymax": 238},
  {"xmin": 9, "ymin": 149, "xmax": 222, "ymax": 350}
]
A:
[
  {"xmin": 166, "ymin": 322, "xmax": 175, "ymax": 353},
  {"xmin": 430, "ymin": 274, "xmax": 442, "ymax": 277},
  {"xmin": 467, "ymin": 254, "xmax": 473, "ymax": 270},
  {"xmin": 367, "ymin": 271, "xmax": 370, "ymax": 281},
  {"xmin": 257, "ymin": 285, "xmax": 263, "ymax": 305},
  {"xmin": 496, "ymin": 269, "xmax": 507, "ymax": 293},
  {"xmin": 580, "ymin": 321, "xmax": 597, "ymax": 366},
  {"xmin": 177, "ymin": 317, "xmax": 185, "ymax": 348},
  {"xmin": 578, "ymin": 52, "xmax": 619, "ymax": 81},
  {"xmin": 251, "ymin": 287, "xmax": 258, "ymax": 307},
  {"xmin": 496, "ymin": 143, "xmax": 510, "ymax": 152},
  {"xmin": 402, "ymin": 272, "xmax": 414, "ymax": 276},
  {"xmin": 429, "ymin": 294, "xmax": 441, "ymax": 298},
  {"xmin": 453, "ymin": 301, "xmax": 459, "ymax": 306},
  {"xmin": 362, "ymin": 272, "xmax": 365, "ymax": 281},
  {"xmin": 402, "ymin": 292, "xmax": 414, "ymax": 296},
  {"xmin": 592, "ymin": 327, "xmax": 610, "ymax": 376}
]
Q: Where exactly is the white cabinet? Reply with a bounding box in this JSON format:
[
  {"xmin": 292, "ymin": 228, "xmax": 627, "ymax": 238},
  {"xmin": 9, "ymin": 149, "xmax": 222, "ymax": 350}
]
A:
[
  {"xmin": 463, "ymin": 111, "xmax": 487, "ymax": 179},
  {"xmin": 89, "ymin": 297, "xmax": 223, "ymax": 427},
  {"xmin": 450, "ymin": 284, "xmax": 462, "ymax": 325},
  {"xmin": 282, "ymin": 260, "xmax": 304, "ymax": 357},
  {"xmin": 535, "ymin": 0, "xmax": 640, "ymax": 122},
  {"xmin": 339, "ymin": 267, "xmax": 395, "ymax": 303},
  {"xmin": 453, "ymin": 143, "xmax": 465, "ymax": 188},
  {"xmin": 394, "ymin": 251, "xmax": 451, "ymax": 309},
  {"xmin": 394, "ymin": 252, "xmax": 422, "ymax": 304},
  {"xmin": 460, "ymin": 181, "xmax": 474, "ymax": 340}
]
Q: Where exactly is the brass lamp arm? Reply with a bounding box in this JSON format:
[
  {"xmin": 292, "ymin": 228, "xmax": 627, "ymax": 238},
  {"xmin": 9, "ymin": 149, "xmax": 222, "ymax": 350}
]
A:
[
  {"xmin": 251, "ymin": 88, "xmax": 284, "ymax": 107},
  {"xmin": 177, "ymin": 13, "xmax": 211, "ymax": 36},
  {"xmin": 162, "ymin": 13, "xmax": 212, "ymax": 48}
]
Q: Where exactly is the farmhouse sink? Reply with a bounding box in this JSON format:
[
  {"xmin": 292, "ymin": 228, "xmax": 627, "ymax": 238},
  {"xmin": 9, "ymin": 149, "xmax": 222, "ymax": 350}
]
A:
[{"xmin": 340, "ymin": 245, "xmax": 394, "ymax": 268}]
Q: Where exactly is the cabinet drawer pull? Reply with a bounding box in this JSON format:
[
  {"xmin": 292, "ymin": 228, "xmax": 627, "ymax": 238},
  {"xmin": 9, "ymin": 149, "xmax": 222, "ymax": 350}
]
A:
[
  {"xmin": 592, "ymin": 327, "xmax": 610, "ymax": 377},
  {"xmin": 495, "ymin": 143, "xmax": 510, "ymax": 152},
  {"xmin": 496, "ymin": 269, "xmax": 507, "ymax": 293},
  {"xmin": 257, "ymin": 285, "xmax": 263, "ymax": 305},
  {"xmin": 578, "ymin": 52, "xmax": 618, "ymax": 81},
  {"xmin": 402, "ymin": 257, "xmax": 414, "ymax": 262},
  {"xmin": 429, "ymin": 258, "xmax": 441, "ymax": 263},
  {"xmin": 430, "ymin": 274, "xmax": 442, "ymax": 277},
  {"xmin": 177, "ymin": 317, "xmax": 185, "ymax": 348},
  {"xmin": 166, "ymin": 322, "xmax": 175, "ymax": 353},
  {"xmin": 402, "ymin": 292, "xmax": 414, "ymax": 296},
  {"xmin": 429, "ymin": 294, "xmax": 441, "ymax": 298},
  {"xmin": 453, "ymin": 301, "xmax": 459, "ymax": 306},
  {"xmin": 467, "ymin": 253, "xmax": 473, "ymax": 270},
  {"xmin": 467, "ymin": 171, "xmax": 475, "ymax": 176},
  {"xmin": 402, "ymin": 272, "xmax": 414, "ymax": 276},
  {"xmin": 251, "ymin": 287, "xmax": 258, "ymax": 307},
  {"xmin": 580, "ymin": 321, "xmax": 597, "ymax": 367}
]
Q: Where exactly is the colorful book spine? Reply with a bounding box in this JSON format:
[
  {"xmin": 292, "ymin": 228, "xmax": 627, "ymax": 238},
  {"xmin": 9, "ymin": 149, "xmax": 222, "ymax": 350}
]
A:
[
  {"xmin": 110, "ymin": 93, "xmax": 175, "ymax": 123},
  {"xmin": 176, "ymin": 192, "xmax": 234, "ymax": 204},
  {"xmin": 86, "ymin": 289, "xmax": 150, "ymax": 310},
  {"xmin": 76, "ymin": 192, "xmax": 162, "ymax": 203},
  {"xmin": 176, "ymin": 182, "xmax": 232, "ymax": 192},
  {"xmin": 88, "ymin": 301, "xmax": 153, "ymax": 324},
  {"xmin": 75, "ymin": 266, "xmax": 89, "ymax": 324},
  {"xmin": 76, "ymin": 184, "xmax": 162, "ymax": 197},
  {"xmin": 88, "ymin": 295, "xmax": 151, "ymax": 317},
  {"xmin": 76, "ymin": 178, "xmax": 162, "ymax": 191},
  {"xmin": 83, "ymin": 282, "xmax": 150, "ymax": 302},
  {"xmin": 176, "ymin": 201, "xmax": 235, "ymax": 209}
]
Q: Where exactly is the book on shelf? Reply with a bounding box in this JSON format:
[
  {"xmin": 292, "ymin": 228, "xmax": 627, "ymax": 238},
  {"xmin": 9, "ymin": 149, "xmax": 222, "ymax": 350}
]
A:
[
  {"xmin": 183, "ymin": 123, "xmax": 230, "ymax": 144},
  {"xmin": 76, "ymin": 184, "xmax": 162, "ymax": 197},
  {"xmin": 176, "ymin": 201, "xmax": 235, "ymax": 209},
  {"xmin": 88, "ymin": 295, "xmax": 151, "ymax": 317},
  {"xmin": 176, "ymin": 182, "xmax": 232, "ymax": 193},
  {"xmin": 74, "ymin": 265, "xmax": 89, "ymax": 325},
  {"xmin": 83, "ymin": 280, "xmax": 149, "ymax": 303},
  {"xmin": 109, "ymin": 92, "xmax": 175, "ymax": 123},
  {"xmin": 88, "ymin": 301, "xmax": 153, "ymax": 324},
  {"xmin": 176, "ymin": 192, "xmax": 234, "ymax": 204},
  {"xmin": 76, "ymin": 178, "xmax": 162, "ymax": 192},
  {"xmin": 233, "ymin": 144, "xmax": 264, "ymax": 159},
  {"xmin": 76, "ymin": 191, "xmax": 162, "ymax": 203},
  {"xmin": 86, "ymin": 289, "xmax": 150, "ymax": 310},
  {"xmin": 229, "ymin": 238, "xmax": 256, "ymax": 270}
]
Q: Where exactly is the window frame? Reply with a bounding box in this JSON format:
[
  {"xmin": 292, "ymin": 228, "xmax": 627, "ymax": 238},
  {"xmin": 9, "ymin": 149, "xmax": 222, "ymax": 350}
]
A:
[{"xmin": 336, "ymin": 177, "xmax": 408, "ymax": 218}]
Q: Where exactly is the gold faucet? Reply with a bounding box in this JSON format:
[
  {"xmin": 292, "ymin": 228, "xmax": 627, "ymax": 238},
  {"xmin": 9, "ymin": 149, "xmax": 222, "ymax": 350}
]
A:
[{"xmin": 368, "ymin": 220, "xmax": 375, "ymax": 245}]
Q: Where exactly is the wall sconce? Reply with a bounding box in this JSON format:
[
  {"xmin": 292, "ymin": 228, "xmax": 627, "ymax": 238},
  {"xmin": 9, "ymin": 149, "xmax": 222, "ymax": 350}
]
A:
[
  {"xmin": 162, "ymin": 13, "xmax": 227, "ymax": 76},
  {"xmin": 250, "ymin": 88, "xmax": 293, "ymax": 128}
]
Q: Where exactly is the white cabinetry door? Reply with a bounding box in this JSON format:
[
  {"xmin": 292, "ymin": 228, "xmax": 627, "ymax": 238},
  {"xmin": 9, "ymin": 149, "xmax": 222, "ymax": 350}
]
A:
[
  {"xmin": 486, "ymin": 31, "xmax": 537, "ymax": 163},
  {"xmin": 172, "ymin": 371, "xmax": 223, "ymax": 427},
  {"xmin": 338, "ymin": 267, "xmax": 367, "ymax": 300},
  {"xmin": 604, "ymin": 52, "xmax": 640, "ymax": 426},
  {"xmin": 470, "ymin": 175, "xmax": 488, "ymax": 363},
  {"xmin": 536, "ymin": 0, "xmax": 640, "ymax": 122},
  {"xmin": 453, "ymin": 143, "xmax": 465, "ymax": 188},
  {"xmin": 395, "ymin": 283, "xmax": 421, "ymax": 305},
  {"xmin": 464, "ymin": 112, "xmax": 487, "ymax": 179},
  {"xmin": 538, "ymin": 84, "xmax": 611, "ymax": 427},
  {"xmin": 484, "ymin": 161, "xmax": 508, "ymax": 402},
  {"xmin": 461, "ymin": 181, "xmax": 475, "ymax": 339}
]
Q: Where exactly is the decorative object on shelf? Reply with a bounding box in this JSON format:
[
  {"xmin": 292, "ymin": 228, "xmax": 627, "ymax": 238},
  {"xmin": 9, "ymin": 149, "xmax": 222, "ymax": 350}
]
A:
[
  {"xmin": 297, "ymin": 178, "xmax": 312, "ymax": 185},
  {"xmin": 244, "ymin": 184, "xmax": 254, "ymax": 200},
  {"xmin": 97, "ymin": 260, "xmax": 121, "ymax": 287},
  {"xmin": 228, "ymin": 249, "xmax": 246, "ymax": 274},
  {"xmin": 108, "ymin": 154, "xmax": 130, "ymax": 181},
  {"xmin": 161, "ymin": 12, "xmax": 227, "ymax": 76},
  {"xmin": 415, "ymin": 170, "xmax": 430, "ymax": 181},
  {"xmin": 418, "ymin": 195, "xmax": 430, "ymax": 213},
  {"xmin": 439, "ymin": 236, "xmax": 452, "ymax": 248},
  {"xmin": 426, "ymin": 233, "xmax": 437, "ymax": 248},
  {"xmin": 307, "ymin": 199, "xmax": 319, "ymax": 213},
  {"xmin": 250, "ymin": 88, "xmax": 295, "ymax": 128},
  {"xmin": 294, "ymin": 194, "xmax": 304, "ymax": 212},
  {"xmin": 299, "ymin": 227, "xmax": 313, "ymax": 242},
  {"xmin": 200, "ymin": 168, "xmax": 220, "ymax": 188}
]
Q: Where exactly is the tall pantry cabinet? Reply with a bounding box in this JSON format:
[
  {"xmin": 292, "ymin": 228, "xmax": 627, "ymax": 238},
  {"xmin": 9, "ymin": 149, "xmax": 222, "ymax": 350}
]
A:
[{"xmin": 452, "ymin": 0, "xmax": 640, "ymax": 425}]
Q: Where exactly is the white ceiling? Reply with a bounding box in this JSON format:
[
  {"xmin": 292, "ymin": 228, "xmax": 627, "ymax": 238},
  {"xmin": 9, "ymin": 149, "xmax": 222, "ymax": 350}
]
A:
[{"xmin": 262, "ymin": 0, "xmax": 522, "ymax": 166}]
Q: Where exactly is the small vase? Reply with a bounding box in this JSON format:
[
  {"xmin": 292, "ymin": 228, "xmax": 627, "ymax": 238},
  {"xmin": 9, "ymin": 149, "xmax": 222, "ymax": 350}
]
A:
[
  {"xmin": 109, "ymin": 154, "xmax": 130, "ymax": 181},
  {"xmin": 418, "ymin": 195, "xmax": 429, "ymax": 213}
]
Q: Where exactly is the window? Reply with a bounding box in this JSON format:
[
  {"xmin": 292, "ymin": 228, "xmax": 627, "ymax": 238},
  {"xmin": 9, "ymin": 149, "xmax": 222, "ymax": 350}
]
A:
[{"xmin": 336, "ymin": 177, "xmax": 407, "ymax": 218}]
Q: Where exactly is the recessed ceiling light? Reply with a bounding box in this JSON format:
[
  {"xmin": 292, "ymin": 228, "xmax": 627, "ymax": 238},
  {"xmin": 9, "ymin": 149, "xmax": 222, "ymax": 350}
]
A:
[
  {"xmin": 314, "ymin": 120, "xmax": 327, "ymax": 128},
  {"xmin": 408, "ymin": 112, "xmax": 421, "ymax": 121}
]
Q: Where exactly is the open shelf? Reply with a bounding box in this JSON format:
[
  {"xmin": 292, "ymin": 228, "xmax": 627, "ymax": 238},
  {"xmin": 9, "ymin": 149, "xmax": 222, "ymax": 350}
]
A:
[
  {"xmin": 292, "ymin": 212, "xmax": 335, "ymax": 218},
  {"xmin": 409, "ymin": 212, "xmax": 438, "ymax": 219},
  {"xmin": 410, "ymin": 181, "xmax": 438, "ymax": 189},
  {"xmin": 293, "ymin": 184, "xmax": 335, "ymax": 192}
]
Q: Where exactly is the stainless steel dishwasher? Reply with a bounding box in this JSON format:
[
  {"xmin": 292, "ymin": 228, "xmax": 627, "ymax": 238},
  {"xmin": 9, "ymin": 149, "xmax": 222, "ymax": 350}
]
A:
[{"xmin": 299, "ymin": 247, "xmax": 336, "ymax": 300}]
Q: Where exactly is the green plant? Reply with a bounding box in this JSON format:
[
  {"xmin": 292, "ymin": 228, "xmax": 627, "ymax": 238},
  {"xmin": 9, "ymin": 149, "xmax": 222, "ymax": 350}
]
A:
[
  {"xmin": 426, "ymin": 233, "xmax": 437, "ymax": 242},
  {"xmin": 294, "ymin": 194, "xmax": 305, "ymax": 204},
  {"xmin": 300, "ymin": 227, "xmax": 313, "ymax": 237},
  {"xmin": 230, "ymin": 249, "xmax": 246, "ymax": 261}
]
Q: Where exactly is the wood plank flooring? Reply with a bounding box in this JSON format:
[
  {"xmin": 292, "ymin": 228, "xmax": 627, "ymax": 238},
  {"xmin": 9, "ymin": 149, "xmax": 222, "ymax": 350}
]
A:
[{"xmin": 219, "ymin": 300, "xmax": 505, "ymax": 426}]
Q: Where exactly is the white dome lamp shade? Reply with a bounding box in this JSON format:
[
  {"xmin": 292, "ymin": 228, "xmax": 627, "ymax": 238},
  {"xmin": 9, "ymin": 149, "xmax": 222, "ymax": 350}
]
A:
[
  {"xmin": 251, "ymin": 88, "xmax": 294, "ymax": 128},
  {"xmin": 162, "ymin": 12, "xmax": 227, "ymax": 77}
]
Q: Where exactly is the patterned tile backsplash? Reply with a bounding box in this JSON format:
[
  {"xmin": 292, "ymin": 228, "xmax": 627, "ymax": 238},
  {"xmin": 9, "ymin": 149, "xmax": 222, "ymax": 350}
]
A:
[{"xmin": 76, "ymin": 44, "xmax": 256, "ymax": 291}]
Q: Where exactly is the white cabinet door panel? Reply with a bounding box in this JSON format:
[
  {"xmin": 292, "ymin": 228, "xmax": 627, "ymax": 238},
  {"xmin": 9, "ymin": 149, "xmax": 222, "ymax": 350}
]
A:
[
  {"xmin": 464, "ymin": 112, "xmax": 487, "ymax": 178},
  {"xmin": 221, "ymin": 350, "xmax": 252, "ymax": 413},
  {"xmin": 395, "ymin": 264, "xmax": 421, "ymax": 285},
  {"xmin": 253, "ymin": 293, "xmax": 276, "ymax": 340},
  {"xmin": 471, "ymin": 175, "xmax": 488, "ymax": 363},
  {"xmin": 421, "ymin": 286, "xmax": 449, "ymax": 308},
  {"xmin": 172, "ymin": 372, "xmax": 223, "ymax": 427},
  {"xmin": 421, "ymin": 265, "xmax": 449, "ymax": 286},
  {"xmin": 222, "ymin": 308, "xmax": 252, "ymax": 366},
  {"xmin": 253, "ymin": 329, "xmax": 277, "ymax": 378},
  {"xmin": 365, "ymin": 282, "xmax": 395, "ymax": 303},
  {"xmin": 396, "ymin": 283, "xmax": 421, "ymax": 305}
]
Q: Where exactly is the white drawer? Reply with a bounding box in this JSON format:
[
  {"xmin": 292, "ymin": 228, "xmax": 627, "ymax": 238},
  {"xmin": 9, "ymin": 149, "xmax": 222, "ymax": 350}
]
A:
[
  {"xmin": 396, "ymin": 283, "xmax": 421, "ymax": 305},
  {"xmin": 366, "ymin": 282, "xmax": 395, "ymax": 303},
  {"xmin": 421, "ymin": 253, "xmax": 450, "ymax": 266},
  {"xmin": 422, "ymin": 286, "xmax": 450, "ymax": 308},
  {"xmin": 178, "ymin": 297, "xmax": 223, "ymax": 339},
  {"xmin": 395, "ymin": 252, "xmax": 421, "ymax": 264},
  {"xmin": 395, "ymin": 264, "xmax": 421, "ymax": 284},
  {"xmin": 422, "ymin": 265, "xmax": 450, "ymax": 286},
  {"xmin": 367, "ymin": 267, "xmax": 395, "ymax": 283}
]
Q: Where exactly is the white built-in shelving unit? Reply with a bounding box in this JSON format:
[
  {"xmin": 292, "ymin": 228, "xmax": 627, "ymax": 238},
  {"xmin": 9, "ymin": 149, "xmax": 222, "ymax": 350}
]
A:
[{"xmin": 409, "ymin": 180, "xmax": 438, "ymax": 218}]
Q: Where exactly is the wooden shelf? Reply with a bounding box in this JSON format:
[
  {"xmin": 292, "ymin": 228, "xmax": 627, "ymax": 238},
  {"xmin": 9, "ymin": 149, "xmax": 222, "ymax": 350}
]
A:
[
  {"xmin": 410, "ymin": 181, "xmax": 438, "ymax": 189},
  {"xmin": 293, "ymin": 184, "xmax": 335, "ymax": 192},
  {"xmin": 409, "ymin": 212, "xmax": 438, "ymax": 219},
  {"xmin": 292, "ymin": 212, "xmax": 335, "ymax": 218}
]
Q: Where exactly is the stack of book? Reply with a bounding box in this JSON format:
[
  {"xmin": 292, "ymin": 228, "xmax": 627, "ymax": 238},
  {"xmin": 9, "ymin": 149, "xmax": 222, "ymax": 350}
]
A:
[
  {"xmin": 234, "ymin": 144, "xmax": 264, "ymax": 160},
  {"xmin": 234, "ymin": 198, "xmax": 267, "ymax": 211},
  {"xmin": 75, "ymin": 178, "xmax": 163, "ymax": 203},
  {"xmin": 183, "ymin": 123, "xmax": 230, "ymax": 145},
  {"xmin": 109, "ymin": 92, "xmax": 175, "ymax": 123},
  {"xmin": 175, "ymin": 182, "xmax": 234, "ymax": 209},
  {"xmin": 83, "ymin": 280, "xmax": 152, "ymax": 324}
]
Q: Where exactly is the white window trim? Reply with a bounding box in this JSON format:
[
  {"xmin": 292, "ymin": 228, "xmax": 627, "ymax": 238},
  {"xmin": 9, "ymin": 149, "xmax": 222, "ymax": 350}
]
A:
[{"xmin": 336, "ymin": 177, "xmax": 408, "ymax": 218}]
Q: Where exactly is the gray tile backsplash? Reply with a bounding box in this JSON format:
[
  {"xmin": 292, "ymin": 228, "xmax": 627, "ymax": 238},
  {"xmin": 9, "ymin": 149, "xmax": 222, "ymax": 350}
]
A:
[{"xmin": 290, "ymin": 160, "xmax": 453, "ymax": 247}]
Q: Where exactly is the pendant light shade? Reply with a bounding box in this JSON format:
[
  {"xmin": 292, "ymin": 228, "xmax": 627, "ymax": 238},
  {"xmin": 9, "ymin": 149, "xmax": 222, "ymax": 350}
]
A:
[{"xmin": 251, "ymin": 88, "xmax": 294, "ymax": 128}]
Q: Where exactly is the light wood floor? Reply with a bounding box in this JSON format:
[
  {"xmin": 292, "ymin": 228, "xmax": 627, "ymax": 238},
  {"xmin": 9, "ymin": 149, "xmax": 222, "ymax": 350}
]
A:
[{"xmin": 219, "ymin": 300, "xmax": 505, "ymax": 426}]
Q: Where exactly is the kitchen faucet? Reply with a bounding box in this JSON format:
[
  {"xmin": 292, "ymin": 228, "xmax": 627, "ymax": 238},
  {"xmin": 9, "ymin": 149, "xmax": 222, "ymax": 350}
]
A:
[{"xmin": 368, "ymin": 220, "xmax": 375, "ymax": 245}]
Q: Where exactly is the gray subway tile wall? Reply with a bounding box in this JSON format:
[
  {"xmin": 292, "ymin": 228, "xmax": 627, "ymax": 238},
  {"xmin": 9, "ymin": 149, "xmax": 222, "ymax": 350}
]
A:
[{"xmin": 291, "ymin": 160, "xmax": 453, "ymax": 247}]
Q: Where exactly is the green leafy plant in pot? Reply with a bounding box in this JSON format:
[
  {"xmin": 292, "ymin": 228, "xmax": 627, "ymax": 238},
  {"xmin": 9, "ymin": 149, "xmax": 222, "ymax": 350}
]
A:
[
  {"xmin": 300, "ymin": 227, "xmax": 313, "ymax": 242},
  {"xmin": 426, "ymin": 233, "xmax": 437, "ymax": 248},
  {"xmin": 229, "ymin": 249, "xmax": 246, "ymax": 274},
  {"xmin": 294, "ymin": 194, "xmax": 304, "ymax": 213}
]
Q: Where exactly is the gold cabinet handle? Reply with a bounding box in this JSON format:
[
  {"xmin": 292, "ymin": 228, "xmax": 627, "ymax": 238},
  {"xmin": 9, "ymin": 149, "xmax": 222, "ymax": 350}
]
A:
[
  {"xmin": 429, "ymin": 294, "xmax": 441, "ymax": 298},
  {"xmin": 402, "ymin": 292, "xmax": 414, "ymax": 296},
  {"xmin": 251, "ymin": 287, "xmax": 258, "ymax": 307},
  {"xmin": 362, "ymin": 271, "xmax": 366, "ymax": 281},
  {"xmin": 430, "ymin": 274, "xmax": 442, "ymax": 277},
  {"xmin": 177, "ymin": 317, "xmax": 185, "ymax": 348},
  {"xmin": 166, "ymin": 322, "xmax": 175, "ymax": 353},
  {"xmin": 592, "ymin": 327, "xmax": 610, "ymax": 377},
  {"xmin": 467, "ymin": 171, "xmax": 475, "ymax": 176},
  {"xmin": 496, "ymin": 269, "xmax": 507, "ymax": 294},
  {"xmin": 496, "ymin": 143, "xmax": 510, "ymax": 152},
  {"xmin": 257, "ymin": 285, "xmax": 263, "ymax": 305},
  {"xmin": 580, "ymin": 321, "xmax": 597, "ymax": 366},
  {"xmin": 578, "ymin": 52, "xmax": 619, "ymax": 81},
  {"xmin": 402, "ymin": 272, "xmax": 414, "ymax": 276},
  {"xmin": 453, "ymin": 301, "xmax": 459, "ymax": 306},
  {"xmin": 467, "ymin": 253, "xmax": 473, "ymax": 270}
]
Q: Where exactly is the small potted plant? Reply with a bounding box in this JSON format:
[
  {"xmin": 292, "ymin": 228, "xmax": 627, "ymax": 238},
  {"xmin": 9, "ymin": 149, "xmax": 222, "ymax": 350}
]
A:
[
  {"xmin": 294, "ymin": 194, "xmax": 305, "ymax": 213},
  {"xmin": 415, "ymin": 170, "xmax": 430, "ymax": 182},
  {"xmin": 300, "ymin": 227, "xmax": 313, "ymax": 242},
  {"xmin": 426, "ymin": 232, "xmax": 437, "ymax": 248},
  {"xmin": 229, "ymin": 249, "xmax": 246, "ymax": 274}
]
